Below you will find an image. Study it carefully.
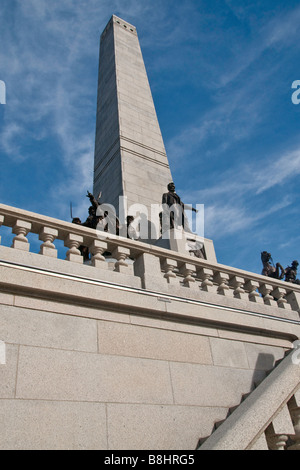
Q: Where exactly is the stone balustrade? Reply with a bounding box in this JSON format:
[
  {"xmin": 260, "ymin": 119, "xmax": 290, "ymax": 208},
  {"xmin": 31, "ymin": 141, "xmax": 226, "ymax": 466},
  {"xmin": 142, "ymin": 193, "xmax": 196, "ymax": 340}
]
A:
[
  {"xmin": 0, "ymin": 203, "xmax": 300, "ymax": 323},
  {"xmin": 288, "ymin": 393, "xmax": 300, "ymax": 450},
  {"xmin": 198, "ymin": 350, "xmax": 300, "ymax": 450},
  {"xmin": 263, "ymin": 390, "xmax": 300, "ymax": 450}
]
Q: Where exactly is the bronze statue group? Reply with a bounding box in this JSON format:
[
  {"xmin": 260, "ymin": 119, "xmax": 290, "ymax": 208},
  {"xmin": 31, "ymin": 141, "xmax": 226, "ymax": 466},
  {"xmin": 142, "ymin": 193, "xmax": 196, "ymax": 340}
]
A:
[
  {"xmin": 72, "ymin": 191, "xmax": 137, "ymax": 262},
  {"xmin": 261, "ymin": 251, "xmax": 300, "ymax": 285},
  {"xmin": 71, "ymin": 182, "xmax": 197, "ymax": 254},
  {"xmin": 72, "ymin": 191, "xmax": 138, "ymax": 238},
  {"xmin": 70, "ymin": 186, "xmax": 299, "ymax": 283},
  {"xmin": 71, "ymin": 182, "xmax": 201, "ymax": 262}
]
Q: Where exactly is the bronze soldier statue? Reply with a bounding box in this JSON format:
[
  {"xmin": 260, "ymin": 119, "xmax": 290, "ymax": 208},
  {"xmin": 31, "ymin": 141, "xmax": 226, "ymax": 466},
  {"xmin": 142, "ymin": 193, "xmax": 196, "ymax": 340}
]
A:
[
  {"xmin": 284, "ymin": 260, "xmax": 300, "ymax": 284},
  {"xmin": 84, "ymin": 190, "xmax": 121, "ymax": 235},
  {"xmin": 82, "ymin": 191, "xmax": 102, "ymax": 229}
]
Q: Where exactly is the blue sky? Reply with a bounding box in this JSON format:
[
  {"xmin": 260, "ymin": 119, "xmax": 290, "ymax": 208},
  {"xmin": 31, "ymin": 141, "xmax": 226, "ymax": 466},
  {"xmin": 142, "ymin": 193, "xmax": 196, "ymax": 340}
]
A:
[{"xmin": 1, "ymin": 0, "xmax": 300, "ymax": 275}]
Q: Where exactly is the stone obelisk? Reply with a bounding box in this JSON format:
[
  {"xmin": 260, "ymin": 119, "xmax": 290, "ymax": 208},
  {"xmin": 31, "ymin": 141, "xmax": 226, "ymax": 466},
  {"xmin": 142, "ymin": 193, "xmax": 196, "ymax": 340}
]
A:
[{"xmin": 93, "ymin": 15, "xmax": 173, "ymax": 237}]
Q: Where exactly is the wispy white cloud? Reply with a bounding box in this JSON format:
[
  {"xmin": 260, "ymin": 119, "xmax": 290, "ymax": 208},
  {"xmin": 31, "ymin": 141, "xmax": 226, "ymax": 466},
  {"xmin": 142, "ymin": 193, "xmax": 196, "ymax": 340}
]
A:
[
  {"xmin": 195, "ymin": 146, "xmax": 300, "ymax": 202},
  {"xmin": 165, "ymin": 3, "xmax": 300, "ymax": 177},
  {"xmin": 204, "ymin": 195, "xmax": 293, "ymax": 239},
  {"xmin": 180, "ymin": 143, "xmax": 300, "ymax": 242},
  {"xmin": 166, "ymin": 77, "xmax": 268, "ymax": 165},
  {"xmin": 0, "ymin": 0, "xmax": 107, "ymax": 210},
  {"xmin": 217, "ymin": 3, "xmax": 300, "ymax": 88}
]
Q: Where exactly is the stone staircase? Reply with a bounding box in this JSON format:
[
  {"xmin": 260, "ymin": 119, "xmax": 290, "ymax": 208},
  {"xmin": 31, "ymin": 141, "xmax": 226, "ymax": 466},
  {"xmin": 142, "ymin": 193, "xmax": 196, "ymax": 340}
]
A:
[{"xmin": 197, "ymin": 348, "xmax": 300, "ymax": 450}]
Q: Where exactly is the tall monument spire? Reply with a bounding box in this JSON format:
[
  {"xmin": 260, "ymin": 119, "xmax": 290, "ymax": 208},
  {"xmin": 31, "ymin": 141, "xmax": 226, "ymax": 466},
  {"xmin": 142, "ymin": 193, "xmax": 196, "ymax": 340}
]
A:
[{"xmin": 93, "ymin": 15, "xmax": 173, "ymax": 236}]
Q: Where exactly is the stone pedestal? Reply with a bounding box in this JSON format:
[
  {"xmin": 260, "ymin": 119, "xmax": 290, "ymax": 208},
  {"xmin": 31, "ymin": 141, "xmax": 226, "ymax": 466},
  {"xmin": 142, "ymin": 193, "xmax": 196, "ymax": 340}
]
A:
[{"xmin": 155, "ymin": 228, "xmax": 217, "ymax": 262}]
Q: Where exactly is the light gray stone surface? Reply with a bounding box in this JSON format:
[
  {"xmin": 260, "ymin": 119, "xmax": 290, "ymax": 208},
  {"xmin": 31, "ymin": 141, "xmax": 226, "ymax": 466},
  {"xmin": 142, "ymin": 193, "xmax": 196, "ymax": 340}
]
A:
[
  {"xmin": 0, "ymin": 304, "xmax": 98, "ymax": 352},
  {"xmin": 1, "ymin": 400, "xmax": 107, "ymax": 450},
  {"xmin": 97, "ymin": 319, "xmax": 213, "ymax": 364},
  {"xmin": 107, "ymin": 404, "xmax": 228, "ymax": 450},
  {"xmin": 15, "ymin": 346, "xmax": 174, "ymax": 404}
]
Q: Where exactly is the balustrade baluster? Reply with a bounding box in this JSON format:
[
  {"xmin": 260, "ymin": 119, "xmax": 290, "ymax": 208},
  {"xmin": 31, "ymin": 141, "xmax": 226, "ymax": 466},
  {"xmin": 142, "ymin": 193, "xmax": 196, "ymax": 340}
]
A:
[
  {"xmin": 90, "ymin": 240, "xmax": 108, "ymax": 268},
  {"xmin": 230, "ymin": 276, "xmax": 248, "ymax": 300},
  {"xmin": 288, "ymin": 407, "xmax": 300, "ymax": 450},
  {"xmin": 288, "ymin": 393, "xmax": 300, "ymax": 450},
  {"xmin": 112, "ymin": 246, "xmax": 130, "ymax": 273},
  {"xmin": 214, "ymin": 272, "xmax": 231, "ymax": 296},
  {"xmin": 179, "ymin": 262, "xmax": 197, "ymax": 289},
  {"xmin": 259, "ymin": 283, "xmax": 277, "ymax": 307},
  {"xmin": 64, "ymin": 233, "xmax": 84, "ymax": 263},
  {"xmin": 198, "ymin": 268, "xmax": 214, "ymax": 292},
  {"xmin": 39, "ymin": 227, "xmax": 58, "ymax": 258},
  {"xmin": 271, "ymin": 287, "xmax": 291, "ymax": 310},
  {"xmin": 11, "ymin": 220, "xmax": 32, "ymax": 251},
  {"xmin": 265, "ymin": 403, "xmax": 295, "ymax": 450},
  {"xmin": 244, "ymin": 279, "xmax": 264, "ymax": 304},
  {"xmin": 162, "ymin": 258, "xmax": 178, "ymax": 284},
  {"xmin": 265, "ymin": 425, "xmax": 289, "ymax": 450}
]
